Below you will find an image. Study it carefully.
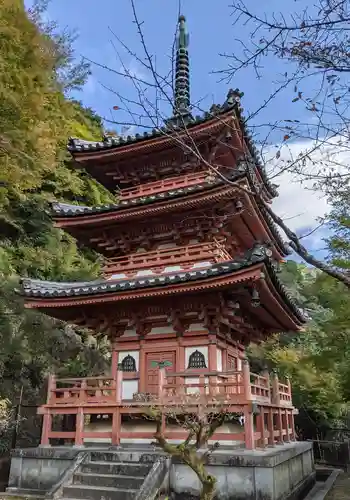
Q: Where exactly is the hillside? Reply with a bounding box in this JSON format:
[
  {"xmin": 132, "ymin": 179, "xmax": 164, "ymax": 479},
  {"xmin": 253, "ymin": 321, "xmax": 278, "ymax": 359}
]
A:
[{"xmin": 0, "ymin": 0, "xmax": 114, "ymax": 450}]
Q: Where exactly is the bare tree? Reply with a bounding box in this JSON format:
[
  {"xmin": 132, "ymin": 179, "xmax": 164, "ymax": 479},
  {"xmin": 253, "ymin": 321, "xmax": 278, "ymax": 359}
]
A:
[
  {"xmin": 84, "ymin": 0, "xmax": 350, "ymax": 287},
  {"xmin": 140, "ymin": 389, "xmax": 239, "ymax": 500},
  {"xmin": 218, "ymin": 0, "xmax": 350, "ymax": 194}
]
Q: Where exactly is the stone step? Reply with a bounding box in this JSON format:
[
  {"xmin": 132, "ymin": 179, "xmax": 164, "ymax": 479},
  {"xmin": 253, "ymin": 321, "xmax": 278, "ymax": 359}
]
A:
[
  {"xmin": 73, "ymin": 472, "xmax": 144, "ymax": 489},
  {"xmin": 81, "ymin": 461, "xmax": 151, "ymax": 477},
  {"xmin": 89, "ymin": 451, "xmax": 160, "ymax": 464},
  {"xmin": 63, "ymin": 484, "xmax": 137, "ymax": 500}
]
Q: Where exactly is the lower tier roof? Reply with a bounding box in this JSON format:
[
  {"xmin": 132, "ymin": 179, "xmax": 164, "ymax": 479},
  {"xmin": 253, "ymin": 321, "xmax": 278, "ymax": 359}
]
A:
[{"xmin": 20, "ymin": 245, "xmax": 307, "ymax": 332}]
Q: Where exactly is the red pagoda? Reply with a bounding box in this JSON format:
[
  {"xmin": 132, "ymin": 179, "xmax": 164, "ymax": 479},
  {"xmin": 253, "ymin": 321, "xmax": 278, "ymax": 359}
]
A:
[{"xmin": 21, "ymin": 15, "xmax": 306, "ymax": 450}]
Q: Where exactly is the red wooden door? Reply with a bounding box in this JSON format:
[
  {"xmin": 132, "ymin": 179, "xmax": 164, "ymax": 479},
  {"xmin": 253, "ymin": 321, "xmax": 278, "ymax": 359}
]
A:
[{"xmin": 146, "ymin": 351, "xmax": 176, "ymax": 394}]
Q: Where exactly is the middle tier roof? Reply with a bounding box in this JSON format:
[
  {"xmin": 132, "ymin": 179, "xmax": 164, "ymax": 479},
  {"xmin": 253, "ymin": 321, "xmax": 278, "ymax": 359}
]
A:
[{"xmin": 52, "ymin": 169, "xmax": 289, "ymax": 260}]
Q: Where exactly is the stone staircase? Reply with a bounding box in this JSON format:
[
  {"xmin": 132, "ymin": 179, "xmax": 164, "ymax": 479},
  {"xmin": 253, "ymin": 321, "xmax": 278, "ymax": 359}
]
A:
[{"xmin": 61, "ymin": 451, "xmax": 157, "ymax": 500}]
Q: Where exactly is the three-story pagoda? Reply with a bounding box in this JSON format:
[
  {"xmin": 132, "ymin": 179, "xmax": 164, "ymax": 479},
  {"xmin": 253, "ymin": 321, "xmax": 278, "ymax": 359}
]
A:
[{"xmin": 21, "ymin": 16, "xmax": 306, "ymax": 449}]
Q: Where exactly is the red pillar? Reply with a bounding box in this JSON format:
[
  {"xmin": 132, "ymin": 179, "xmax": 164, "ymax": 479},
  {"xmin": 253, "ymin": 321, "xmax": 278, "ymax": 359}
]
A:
[
  {"xmin": 112, "ymin": 409, "xmax": 120, "ymax": 446},
  {"xmin": 116, "ymin": 369, "xmax": 123, "ymax": 403},
  {"xmin": 41, "ymin": 412, "xmax": 52, "ymax": 446},
  {"xmin": 244, "ymin": 406, "xmax": 255, "ymax": 450},
  {"xmin": 111, "ymin": 342, "xmax": 118, "ymax": 380},
  {"xmin": 139, "ymin": 339, "xmax": 146, "ymax": 392},
  {"xmin": 75, "ymin": 408, "xmax": 84, "ymax": 447},
  {"xmin": 158, "ymin": 368, "xmax": 166, "ymax": 401},
  {"xmin": 242, "ymin": 360, "xmax": 252, "ymax": 401},
  {"xmin": 208, "ymin": 338, "xmax": 217, "ymax": 371},
  {"xmin": 267, "ymin": 408, "xmax": 275, "ymax": 447},
  {"xmin": 208, "ymin": 338, "xmax": 217, "ymax": 396},
  {"xmin": 272, "ymin": 372, "xmax": 280, "ymax": 405}
]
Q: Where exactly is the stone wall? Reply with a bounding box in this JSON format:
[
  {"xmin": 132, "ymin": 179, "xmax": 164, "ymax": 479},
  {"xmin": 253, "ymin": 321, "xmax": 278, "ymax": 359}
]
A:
[
  {"xmin": 7, "ymin": 448, "xmax": 80, "ymax": 494},
  {"xmin": 7, "ymin": 442, "xmax": 315, "ymax": 500},
  {"xmin": 170, "ymin": 442, "xmax": 315, "ymax": 500}
]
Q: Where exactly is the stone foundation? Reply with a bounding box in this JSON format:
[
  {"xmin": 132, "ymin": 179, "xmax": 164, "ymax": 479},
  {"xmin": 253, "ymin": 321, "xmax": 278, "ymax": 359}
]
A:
[
  {"xmin": 170, "ymin": 442, "xmax": 315, "ymax": 500},
  {"xmin": 7, "ymin": 447, "xmax": 81, "ymax": 495},
  {"xmin": 7, "ymin": 442, "xmax": 314, "ymax": 500}
]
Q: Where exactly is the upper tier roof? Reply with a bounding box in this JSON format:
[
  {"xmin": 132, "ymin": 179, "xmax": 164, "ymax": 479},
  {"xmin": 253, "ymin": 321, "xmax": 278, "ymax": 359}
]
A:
[
  {"xmin": 67, "ymin": 15, "xmax": 277, "ymax": 200},
  {"xmin": 68, "ymin": 91, "xmax": 278, "ymax": 199}
]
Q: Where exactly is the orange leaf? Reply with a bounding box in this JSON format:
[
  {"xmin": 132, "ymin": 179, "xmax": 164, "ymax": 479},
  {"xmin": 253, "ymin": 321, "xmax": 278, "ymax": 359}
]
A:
[
  {"xmin": 113, "ymin": 105, "xmax": 120, "ymax": 110},
  {"xmin": 283, "ymin": 134, "xmax": 290, "ymax": 141}
]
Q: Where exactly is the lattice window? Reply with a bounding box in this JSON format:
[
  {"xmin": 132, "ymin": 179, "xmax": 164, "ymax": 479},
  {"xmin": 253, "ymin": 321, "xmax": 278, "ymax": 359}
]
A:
[
  {"xmin": 228, "ymin": 355, "xmax": 236, "ymax": 370},
  {"xmin": 188, "ymin": 350, "xmax": 207, "ymax": 369},
  {"xmin": 121, "ymin": 355, "xmax": 136, "ymax": 372}
]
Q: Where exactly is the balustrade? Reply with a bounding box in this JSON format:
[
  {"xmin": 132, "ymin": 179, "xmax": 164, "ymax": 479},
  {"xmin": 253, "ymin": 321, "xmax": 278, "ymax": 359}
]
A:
[
  {"xmin": 103, "ymin": 239, "xmax": 232, "ymax": 277},
  {"xmin": 162, "ymin": 370, "xmax": 245, "ymax": 403},
  {"xmin": 250, "ymin": 372, "xmax": 271, "ymax": 402},
  {"xmin": 46, "ymin": 375, "xmax": 118, "ymax": 405},
  {"xmin": 119, "ymin": 171, "xmax": 212, "ymax": 201},
  {"xmin": 44, "ymin": 369, "xmax": 292, "ymax": 408},
  {"xmin": 40, "ymin": 367, "xmax": 294, "ymax": 449}
]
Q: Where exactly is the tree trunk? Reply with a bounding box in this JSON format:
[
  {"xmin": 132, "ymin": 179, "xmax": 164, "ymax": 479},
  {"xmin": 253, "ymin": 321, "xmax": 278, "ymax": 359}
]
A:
[
  {"xmin": 184, "ymin": 452, "xmax": 217, "ymax": 500},
  {"xmin": 200, "ymin": 475, "xmax": 216, "ymax": 500}
]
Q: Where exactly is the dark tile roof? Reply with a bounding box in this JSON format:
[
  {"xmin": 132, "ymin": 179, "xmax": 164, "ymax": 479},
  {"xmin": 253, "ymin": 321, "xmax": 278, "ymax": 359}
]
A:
[
  {"xmin": 20, "ymin": 244, "xmax": 307, "ymax": 322},
  {"xmin": 67, "ymin": 89, "xmax": 277, "ymax": 199},
  {"xmin": 51, "ymin": 165, "xmax": 290, "ymax": 256},
  {"xmin": 52, "ymin": 168, "xmax": 246, "ymax": 217}
]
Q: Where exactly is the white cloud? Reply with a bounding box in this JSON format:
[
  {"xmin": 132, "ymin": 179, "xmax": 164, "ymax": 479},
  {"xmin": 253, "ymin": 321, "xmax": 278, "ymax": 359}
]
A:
[
  {"xmin": 267, "ymin": 137, "xmax": 349, "ymax": 238},
  {"xmin": 273, "ymin": 170, "xmax": 329, "ymax": 234}
]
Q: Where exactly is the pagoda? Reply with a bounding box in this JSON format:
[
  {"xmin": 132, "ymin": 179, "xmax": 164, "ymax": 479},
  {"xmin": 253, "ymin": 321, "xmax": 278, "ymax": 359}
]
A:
[{"xmin": 21, "ymin": 15, "xmax": 306, "ymax": 450}]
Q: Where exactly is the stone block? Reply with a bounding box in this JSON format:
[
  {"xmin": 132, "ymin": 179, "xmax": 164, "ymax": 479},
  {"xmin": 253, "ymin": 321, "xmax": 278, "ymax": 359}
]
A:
[
  {"xmin": 63, "ymin": 484, "xmax": 136, "ymax": 500},
  {"xmin": 81, "ymin": 461, "xmax": 150, "ymax": 476},
  {"xmin": 73, "ymin": 471, "xmax": 144, "ymax": 489}
]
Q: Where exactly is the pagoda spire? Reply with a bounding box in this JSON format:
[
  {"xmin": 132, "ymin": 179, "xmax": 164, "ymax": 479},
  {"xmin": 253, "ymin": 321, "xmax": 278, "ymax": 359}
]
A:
[{"xmin": 170, "ymin": 15, "xmax": 193, "ymax": 125}]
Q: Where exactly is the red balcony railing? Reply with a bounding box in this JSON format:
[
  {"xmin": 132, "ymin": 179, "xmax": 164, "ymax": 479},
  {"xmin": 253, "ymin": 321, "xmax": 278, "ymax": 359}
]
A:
[
  {"xmin": 162, "ymin": 371, "xmax": 246, "ymax": 403},
  {"xmin": 47, "ymin": 376, "xmax": 117, "ymax": 406},
  {"xmin": 103, "ymin": 239, "xmax": 232, "ymax": 278},
  {"xmin": 43, "ymin": 368, "xmax": 291, "ymax": 409},
  {"xmin": 39, "ymin": 367, "xmax": 295, "ymax": 449},
  {"xmin": 119, "ymin": 171, "xmax": 212, "ymax": 201}
]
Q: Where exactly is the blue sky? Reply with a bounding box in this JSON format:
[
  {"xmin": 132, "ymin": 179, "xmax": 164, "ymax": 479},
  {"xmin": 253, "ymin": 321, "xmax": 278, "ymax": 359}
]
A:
[
  {"xmin": 26, "ymin": 0, "xmax": 313, "ymax": 136},
  {"xmin": 25, "ymin": 0, "xmax": 332, "ymax": 259}
]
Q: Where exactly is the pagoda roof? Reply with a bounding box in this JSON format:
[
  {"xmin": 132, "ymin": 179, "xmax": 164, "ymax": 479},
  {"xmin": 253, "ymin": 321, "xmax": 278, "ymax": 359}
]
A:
[
  {"xmin": 68, "ymin": 92, "xmax": 278, "ymax": 199},
  {"xmin": 51, "ymin": 170, "xmax": 290, "ymax": 257},
  {"xmin": 52, "ymin": 168, "xmax": 245, "ymax": 216},
  {"xmin": 20, "ymin": 244, "xmax": 307, "ymax": 331}
]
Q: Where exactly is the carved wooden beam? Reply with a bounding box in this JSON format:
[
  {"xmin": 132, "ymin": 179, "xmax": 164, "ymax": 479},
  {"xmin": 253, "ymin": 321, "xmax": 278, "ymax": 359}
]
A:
[{"xmin": 171, "ymin": 310, "xmax": 185, "ymax": 336}]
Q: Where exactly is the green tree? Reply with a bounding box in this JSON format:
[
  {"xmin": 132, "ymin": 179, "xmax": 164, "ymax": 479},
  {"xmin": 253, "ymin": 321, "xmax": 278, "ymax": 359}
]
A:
[{"xmin": 0, "ymin": 0, "xmax": 113, "ymax": 450}]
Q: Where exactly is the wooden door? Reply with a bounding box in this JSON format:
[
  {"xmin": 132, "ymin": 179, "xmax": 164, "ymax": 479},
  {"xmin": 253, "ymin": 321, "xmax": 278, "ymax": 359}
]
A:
[{"xmin": 146, "ymin": 351, "xmax": 176, "ymax": 394}]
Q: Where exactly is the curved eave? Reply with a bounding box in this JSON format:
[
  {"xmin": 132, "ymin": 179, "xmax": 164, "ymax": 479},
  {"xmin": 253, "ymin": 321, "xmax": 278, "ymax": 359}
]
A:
[
  {"xmin": 52, "ymin": 180, "xmax": 289, "ymax": 260},
  {"xmin": 21, "ymin": 250, "xmax": 307, "ymax": 329},
  {"xmin": 241, "ymin": 192, "xmax": 289, "ymax": 258},
  {"xmin": 235, "ymin": 105, "xmax": 278, "ymax": 199},
  {"xmin": 52, "ymin": 183, "xmax": 243, "ymax": 228},
  {"xmin": 68, "ymin": 108, "xmax": 237, "ymax": 160},
  {"xmin": 69, "ymin": 96, "xmax": 276, "ymax": 201},
  {"xmin": 22, "ymin": 265, "xmax": 262, "ymax": 308}
]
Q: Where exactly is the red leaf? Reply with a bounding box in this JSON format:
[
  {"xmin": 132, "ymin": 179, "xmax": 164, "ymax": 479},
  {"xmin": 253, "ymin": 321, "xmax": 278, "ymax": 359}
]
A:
[
  {"xmin": 283, "ymin": 135, "xmax": 290, "ymax": 141},
  {"xmin": 113, "ymin": 105, "xmax": 120, "ymax": 110}
]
